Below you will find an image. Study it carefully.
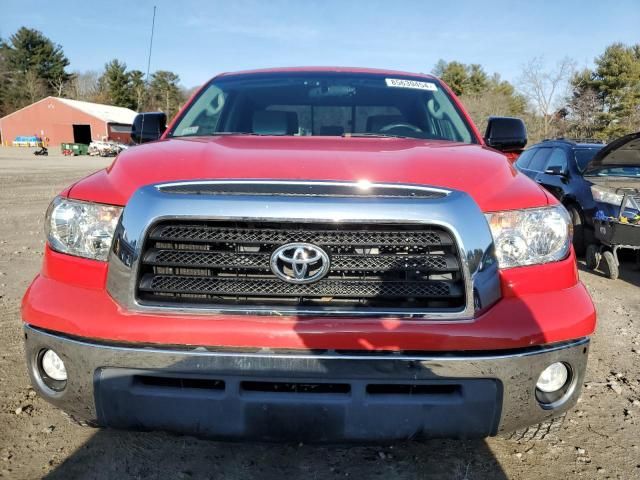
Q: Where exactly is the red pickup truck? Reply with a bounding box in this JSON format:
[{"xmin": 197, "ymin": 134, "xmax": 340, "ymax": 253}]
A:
[{"xmin": 22, "ymin": 67, "xmax": 596, "ymax": 442}]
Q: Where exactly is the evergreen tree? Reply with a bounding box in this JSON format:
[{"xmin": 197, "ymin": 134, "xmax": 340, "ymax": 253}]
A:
[
  {"xmin": 0, "ymin": 38, "xmax": 10, "ymax": 117},
  {"xmin": 0, "ymin": 28, "xmax": 71, "ymax": 112},
  {"xmin": 433, "ymin": 60, "xmax": 469, "ymax": 96},
  {"xmin": 149, "ymin": 70, "xmax": 183, "ymax": 119},
  {"xmin": 466, "ymin": 64, "xmax": 489, "ymax": 95},
  {"xmin": 5, "ymin": 27, "xmax": 71, "ymax": 90},
  {"xmin": 128, "ymin": 70, "xmax": 147, "ymax": 111},
  {"xmin": 591, "ymin": 43, "xmax": 640, "ymax": 138},
  {"xmin": 433, "ymin": 61, "xmax": 525, "ymax": 132},
  {"xmin": 98, "ymin": 60, "xmax": 135, "ymax": 109},
  {"xmin": 432, "ymin": 60, "xmax": 488, "ymax": 96},
  {"xmin": 567, "ymin": 42, "xmax": 640, "ymax": 140}
]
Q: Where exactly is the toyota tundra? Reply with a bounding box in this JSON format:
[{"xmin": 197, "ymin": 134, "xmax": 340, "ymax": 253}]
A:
[{"xmin": 22, "ymin": 67, "xmax": 596, "ymax": 442}]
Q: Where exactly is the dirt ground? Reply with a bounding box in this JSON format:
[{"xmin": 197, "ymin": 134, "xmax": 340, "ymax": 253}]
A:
[{"xmin": 0, "ymin": 147, "xmax": 639, "ymax": 480}]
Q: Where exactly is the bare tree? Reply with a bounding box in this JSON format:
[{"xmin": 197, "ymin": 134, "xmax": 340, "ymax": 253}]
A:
[
  {"xmin": 518, "ymin": 57, "xmax": 575, "ymax": 139},
  {"xmin": 67, "ymin": 71, "xmax": 101, "ymax": 101},
  {"xmin": 23, "ymin": 69, "xmax": 47, "ymax": 103},
  {"xmin": 50, "ymin": 75, "xmax": 68, "ymax": 96},
  {"xmin": 461, "ymin": 91, "xmax": 520, "ymax": 134},
  {"xmin": 567, "ymin": 87, "xmax": 601, "ymax": 139}
]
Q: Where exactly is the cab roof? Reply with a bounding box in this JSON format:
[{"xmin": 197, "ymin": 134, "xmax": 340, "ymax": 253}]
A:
[
  {"xmin": 215, "ymin": 66, "xmax": 437, "ymax": 80},
  {"xmin": 541, "ymin": 138, "xmax": 605, "ymax": 148}
]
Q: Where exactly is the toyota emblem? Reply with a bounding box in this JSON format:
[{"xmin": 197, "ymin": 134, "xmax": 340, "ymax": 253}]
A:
[{"xmin": 270, "ymin": 243, "xmax": 330, "ymax": 284}]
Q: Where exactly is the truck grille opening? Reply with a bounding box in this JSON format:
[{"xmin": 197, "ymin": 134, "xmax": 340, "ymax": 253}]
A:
[
  {"xmin": 241, "ymin": 381, "xmax": 351, "ymax": 395},
  {"xmin": 366, "ymin": 384, "xmax": 461, "ymax": 396},
  {"xmin": 136, "ymin": 221, "xmax": 466, "ymax": 311},
  {"xmin": 133, "ymin": 375, "xmax": 225, "ymax": 391}
]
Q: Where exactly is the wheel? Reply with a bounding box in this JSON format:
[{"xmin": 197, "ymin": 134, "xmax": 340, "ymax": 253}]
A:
[
  {"xmin": 602, "ymin": 250, "xmax": 619, "ymax": 280},
  {"xmin": 585, "ymin": 244, "xmax": 600, "ymax": 270},
  {"xmin": 504, "ymin": 413, "xmax": 566, "ymax": 442},
  {"xmin": 567, "ymin": 205, "xmax": 586, "ymax": 257}
]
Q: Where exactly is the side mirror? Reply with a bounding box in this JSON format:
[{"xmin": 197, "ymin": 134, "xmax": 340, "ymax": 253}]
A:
[
  {"xmin": 131, "ymin": 112, "xmax": 167, "ymax": 144},
  {"xmin": 484, "ymin": 117, "xmax": 527, "ymax": 153},
  {"xmin": 544, "ymin": 166, "xmax": 567, "ymax": 176}
]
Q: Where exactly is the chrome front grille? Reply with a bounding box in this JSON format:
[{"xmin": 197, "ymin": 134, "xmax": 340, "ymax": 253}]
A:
[
  {"xmin": 107, "ymin": 180, "xmax": 501, "ymax": 319},
  {"xmin": 136, "ymin": 221, "xmax": 465, "ymax": 310}
]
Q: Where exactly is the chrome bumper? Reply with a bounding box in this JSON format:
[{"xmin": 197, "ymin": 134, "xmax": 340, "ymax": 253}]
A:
[{"xmin": 24, "ymin": 325, "xmax": 589, "ymax": 440}]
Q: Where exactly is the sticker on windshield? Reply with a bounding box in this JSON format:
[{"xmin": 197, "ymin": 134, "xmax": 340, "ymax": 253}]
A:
[
  {"xmin": 180, "ymin": 126, "xmax": 199, "ymax": 135},
  {"xmin": 385, "ymin": 78, "xmax": 437, "ymax": 91}
]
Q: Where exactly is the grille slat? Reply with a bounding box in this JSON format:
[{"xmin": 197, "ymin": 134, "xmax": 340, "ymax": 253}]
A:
[
  {"xmin": 141, "ymin": 274, "xmax": 462, "ymax": 299},
  {"xmin": 137, "ymin": 221, "xmax": 465, "ymax": 310},
  {"xmin": 149, "ymin": 224, "xmax": 452, "ymax": 246},
  {"xmin": 143, "ymin": 248, "xmax": 459, "ymax": 273}
]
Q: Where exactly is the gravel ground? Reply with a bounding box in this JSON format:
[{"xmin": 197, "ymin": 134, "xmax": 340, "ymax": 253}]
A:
[{"xmin": 0, "ymin": 147, "xmax": 639, "ymax": 480}]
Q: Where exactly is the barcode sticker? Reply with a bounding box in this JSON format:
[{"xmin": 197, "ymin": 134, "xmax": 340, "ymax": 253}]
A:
[{"xmin": 385, "ymin": 78, "xmax": 437, "ymax": 91}]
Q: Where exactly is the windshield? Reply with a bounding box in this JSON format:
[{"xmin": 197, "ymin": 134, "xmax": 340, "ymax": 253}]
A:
[
  {"xmin": 169, "ymin": 73, "xmax": 476, "ymax": 143},
  {"xmin": 574, "ymin": 147, "xmax": 602, "ymax": 172},
  {"xmin": 584, "ymin": 166, "xmax": 640, "ymax": 178}
]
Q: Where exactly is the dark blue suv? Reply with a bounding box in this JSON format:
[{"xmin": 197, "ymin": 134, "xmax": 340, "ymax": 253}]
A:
[{"xmin": 515, "ymin": 139, "xmax": 604, "ymax": 255}]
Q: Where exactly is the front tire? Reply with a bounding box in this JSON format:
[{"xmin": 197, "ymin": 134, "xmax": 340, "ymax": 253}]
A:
[
  {"xmin": 567, "ymin": 205, "xmax": 586, "ymax": 257},
  {"xmin": 585, "ymin": 244, "xmax": 600, "ymax": 270}
]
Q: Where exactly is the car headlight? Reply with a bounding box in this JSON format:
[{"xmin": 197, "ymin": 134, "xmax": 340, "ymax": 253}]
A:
[
  {"xmin": 45, "ymin": 197, "xmax": 123, "ymax": 261},
  {"xmin": 591, "ymin": 185, "xmax": 624, "ymax": 206},
  {"xmin": 591, "ymin": 185, "xmax": 639, "ymax": 209},
  {"xmin": 485, "ymin": 205, "xmax": 572, "ymax": 268}
]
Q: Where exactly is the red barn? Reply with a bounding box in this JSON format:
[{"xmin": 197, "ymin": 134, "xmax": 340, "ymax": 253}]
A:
[{"xmin": 0, "ymin": 97, "xmax": 137, "ymax": 146}]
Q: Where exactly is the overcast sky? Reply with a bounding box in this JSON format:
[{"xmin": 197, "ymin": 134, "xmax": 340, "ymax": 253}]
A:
[{"xmin": 2, "ymin": 0, "xmax": 639, "ymax": 88}]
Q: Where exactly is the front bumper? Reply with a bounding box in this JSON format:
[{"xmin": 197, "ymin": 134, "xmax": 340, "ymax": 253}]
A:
[{"xmin": 25, "ymin": 325, "xmax": 589, "ymax": 441}]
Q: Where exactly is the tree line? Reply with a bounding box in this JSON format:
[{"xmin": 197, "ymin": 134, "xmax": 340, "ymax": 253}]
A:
[
  {"xmin": 0, "ymin": 27, "xmax": 188, "ymax": 120},
  {"xmin": 1, "ymin": 27, "xmax": 638, "ymax": 143},
  {"xmin": 430, "ymin": 43, "xmax": 640, "ymax": 143}
]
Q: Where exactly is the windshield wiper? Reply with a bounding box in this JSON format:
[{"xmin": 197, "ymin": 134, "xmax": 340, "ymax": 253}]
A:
[
  {"xmin": 209, "ymin": 132, "xmax": 270, "ymax": 136},
  {"xmin": 341, "ymin": 132, "xmax": 412, "ymax": 139}
]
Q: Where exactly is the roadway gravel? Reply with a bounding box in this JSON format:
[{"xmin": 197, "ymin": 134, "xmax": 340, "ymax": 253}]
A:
[{"xmin": 0, "ymin": 147, "xmax": 639, "ymax": 480}]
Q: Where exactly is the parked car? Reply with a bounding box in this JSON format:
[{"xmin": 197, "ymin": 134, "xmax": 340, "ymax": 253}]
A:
[
  {"xmin": 583, "ymin": 132, "xmax": 640, "ymax": 279},
  {"xmin": 88, "ymin": 140, "xmax": 127, "ymax": 157},
  {"xmin": 514, "ymin": 138, "xmax": 605, "ymax": 254},
  {"xmin": 22, "ymin": 68, "xmax": 596, "ymax": 443}
]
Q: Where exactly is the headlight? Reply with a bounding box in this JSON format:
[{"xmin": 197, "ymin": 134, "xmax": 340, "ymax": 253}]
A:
[
  {"xmin": 45, "ymin": 197, "xmax": 122, "ymax": 261},
  {"xmin": 591, "ymin": 185, "xmax": 623, "ymax": 206},
  {"xmin": 591, "ymin": 185, "xmax": 639, "ymax": 209},
  {"xmin": 485, "ymin": 205, "xmax": 571, "ymax": 268}
]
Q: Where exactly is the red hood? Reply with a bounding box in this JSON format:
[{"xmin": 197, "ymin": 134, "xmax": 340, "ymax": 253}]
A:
[{"xmin": 68, "ymin": 136, "xmax": 549, "ymax": 212}]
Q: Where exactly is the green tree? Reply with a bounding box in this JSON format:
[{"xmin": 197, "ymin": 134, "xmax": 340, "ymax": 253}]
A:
[
  {"xmin": 432, "ymin": 60, "xmax": 488, "ymax": 96},
  {"xmin": 433, "ymin": 60, "xmax": 468, "ymax": 96},
  {"xmin": 5, "ymin": 27, "xmax": 71, "ymax": 93},
  {"xmin": 128, "ymin": 69, "xmax": 147, "ymax": 111},
  {"xmin": 98, "ymin": 59, "xmax": 135, "ymax": 109},
  {"xmin": 466, "ymin": 64, "xmax": 489, "ymax": 95},
  {"xmin": 488, "ymin": 73, "xmax": 527, "ymax": 115},
  {"xmin": 433, "ymin": 61, "xmax": 525, "ymax": 132},
  {"xmin": 149, "ymin": 70, "xmax": 184, "ymax": 119},
  {"xmin": 591, "ymin": 43, "xmax": 640, "ymax": 139},
  {"xmin": 565, "ymin": 43, "xmax": 640, "ymax": 140},
  {"xmin": 0, "ymin": 28, "xmax": 71, "ymax": 112},
  {"xmin": 0, "ymin": 38, "xmax": 10, "ymax": 117}
]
